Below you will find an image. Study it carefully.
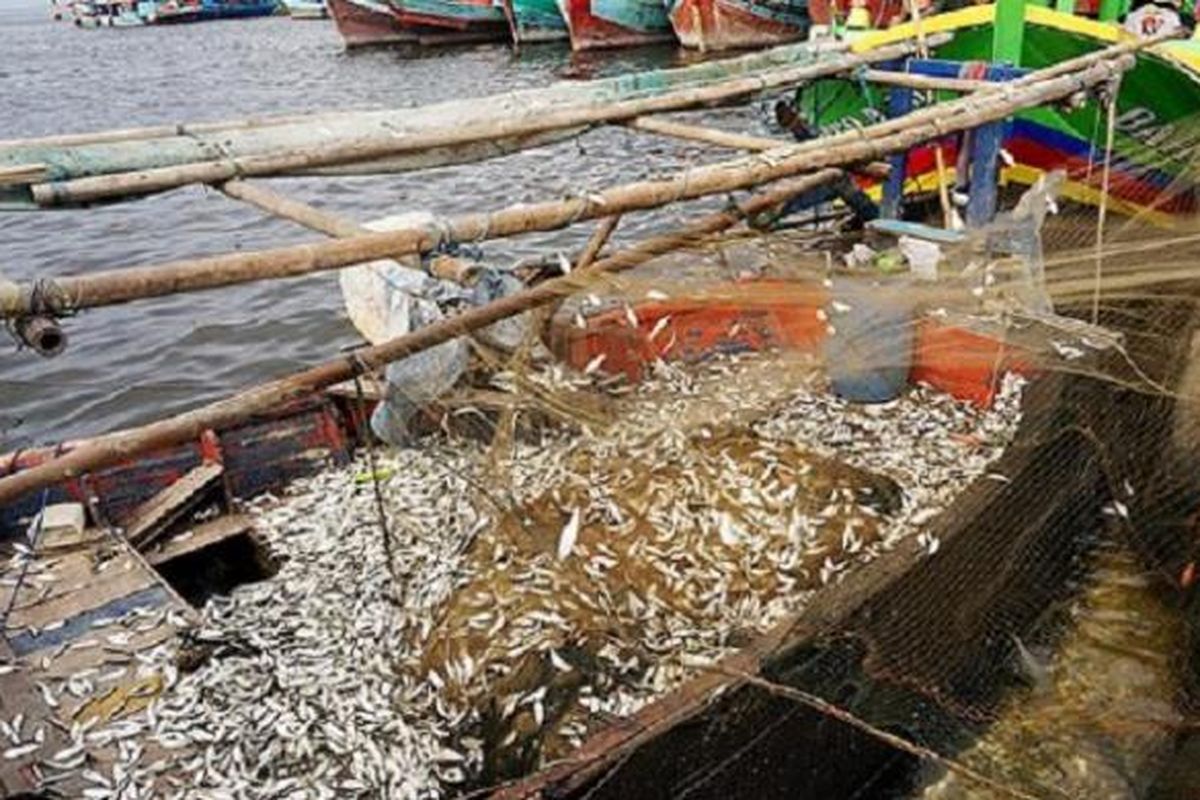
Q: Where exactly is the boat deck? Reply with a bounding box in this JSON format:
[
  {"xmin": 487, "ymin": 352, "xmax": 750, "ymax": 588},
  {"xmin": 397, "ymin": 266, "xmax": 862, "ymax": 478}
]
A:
[{"xmin": 0, "ymin": 519, "xmax": 196, "ymax": 794}]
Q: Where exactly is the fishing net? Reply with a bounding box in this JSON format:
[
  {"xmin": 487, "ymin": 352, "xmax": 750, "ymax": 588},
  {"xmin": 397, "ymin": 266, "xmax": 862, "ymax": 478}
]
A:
[
  {"xmin": 12, "ymin": 86, "xmax": 1200, "ymax": 800},
  {"xmin": 322, "ymin": 112, "xmax": 1200, "ymax": 799}
]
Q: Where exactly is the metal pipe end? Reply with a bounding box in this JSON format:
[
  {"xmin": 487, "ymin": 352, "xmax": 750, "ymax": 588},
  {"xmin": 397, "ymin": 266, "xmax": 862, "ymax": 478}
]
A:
[{"xmin": 14, "ymin": 315, "xmax": 68, "ymax": 358}]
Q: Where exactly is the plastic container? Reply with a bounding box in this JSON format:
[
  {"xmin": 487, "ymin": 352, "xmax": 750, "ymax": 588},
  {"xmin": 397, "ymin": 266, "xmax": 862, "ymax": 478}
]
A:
[{"xmin": 824, "ymin": 274, "xmax": 914, "ymax": 403}]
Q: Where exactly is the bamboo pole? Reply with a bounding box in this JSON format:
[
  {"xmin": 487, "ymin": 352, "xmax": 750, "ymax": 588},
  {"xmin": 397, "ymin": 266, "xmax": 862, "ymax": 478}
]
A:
[
  {"xmin": 624, "ymin": 116, "xmax": 892, "ymax": 177},
  {"xmin": 0, "ymin": 164, "xmax": 48, "ymax": 187},
  {"xmin": 0, "ymin": 55, "xmax": 1134, "ymax": 319},
  {"xmin": 0, "ymin": 171, "xmax": 845, "ymax": 506},
  {"xmin": 860, "ymin": 69, "xmax": 989, "ymax": 93},
  {"xmin": 0, "ymin": 111, "xmax": 366, "ymax": 152},
  {"xmin": 625, "ymin": 117, "xmax": 797, "ymax": 152},
  {"xmin": 24, "ymin": 39, "xmax": 931, "ymax": 207},
  {"xmin": 219, "ymin": 180, "xmax": 361, "ymax": 238},
  {"xmin": 576, "ymin": 215, "xmax": 622, "ymax": 269}
]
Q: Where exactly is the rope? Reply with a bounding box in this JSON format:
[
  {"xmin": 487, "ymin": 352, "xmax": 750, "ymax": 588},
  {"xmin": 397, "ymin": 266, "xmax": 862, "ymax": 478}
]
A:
[
  {"xmin": 352, "ymin": 369, "xmax": 395, "ymax": 598},
  {"xmin": 696, "ymin": 663, "xmax": 1062, "ymax": 800},
  {"xmin": 1, "ymin": 488, "xmax": 50, "ymax": 635},
  {"xmin": 1092, "ymin": 76, "xmax": 1122, "ymax": 324}
]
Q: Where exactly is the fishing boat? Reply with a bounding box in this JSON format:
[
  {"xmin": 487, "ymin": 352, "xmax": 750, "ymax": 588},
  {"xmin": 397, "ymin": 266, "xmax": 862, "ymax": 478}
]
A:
[
  {"xmin": 285, "ymin": 0, "xmax": 328, "ymax": 17},
  {"xmin": 556, "ymin": 0, "xmax": 676, "ymax": 49},
  {"xmin": 391, "ymin": 0, "xmax": 509, "ymax": 38},
  {"xmin": 145, "ymin": 0, "xmax": 205, "ymax": 22},
  {"xmin": 3, "ymin": 18, "xmax": 1200, "ymax": 798},
  {"xmin": 796, "ymin": 0, "xmax": 1200, "ymax": 224},
  {"xmin": 507, "ymin": 0, "xmax": 570, "ymax": 42},
  {"xmin": 196, "ymin": 0, "xmax": 280, "ymax": 18},
  {"xmin": 666, "ymin": 0, "xmax": 809, "ymax": 51},
  {"xmin": 327, "ymin": 0, "xmax": 419, "ymax": 44}
]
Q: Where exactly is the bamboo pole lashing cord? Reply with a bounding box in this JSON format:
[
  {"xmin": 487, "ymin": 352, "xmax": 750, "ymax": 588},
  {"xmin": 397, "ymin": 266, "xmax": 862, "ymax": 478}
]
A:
[
  {"xmin": 0, "ymin": 54, "xmax": 1137, "ymax": 320},
  {"xmin": 0, "ymin": 170, "xmax": 845, "ymax": 505},
  {"xmin": 1092, "ymin": 76, "xmax": 1121, "ymax": 324}
]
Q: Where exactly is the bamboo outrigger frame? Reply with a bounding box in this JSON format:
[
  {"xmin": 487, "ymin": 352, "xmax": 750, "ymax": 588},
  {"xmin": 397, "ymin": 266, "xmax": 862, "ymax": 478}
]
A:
[
  {"xmin": 0, "ymin": 6, "xmax": 1193, "ymax": 798},
  {"xmin": 0, "ymin": 35, "xmax": 1145, "ymax": 506}
]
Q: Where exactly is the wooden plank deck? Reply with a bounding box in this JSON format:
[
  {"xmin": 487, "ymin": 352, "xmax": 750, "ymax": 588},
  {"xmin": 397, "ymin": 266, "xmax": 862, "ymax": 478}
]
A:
[{"xmin": 0, "ymin": 516, "xmax": 198, "ymax": 795}]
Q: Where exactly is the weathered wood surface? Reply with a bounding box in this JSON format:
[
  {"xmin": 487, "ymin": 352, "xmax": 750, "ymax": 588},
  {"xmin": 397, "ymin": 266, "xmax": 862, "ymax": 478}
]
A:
[
  {"xmin": 144, "ymin": 513, "xmax": 255, "ymax": 567},
  {"xmin": 123, "ymin": 462, "xmax": 224, "ymax": 549},
  {"xmin": 0, "ymin": 639, "xmax": 67, "ymax": 797}
]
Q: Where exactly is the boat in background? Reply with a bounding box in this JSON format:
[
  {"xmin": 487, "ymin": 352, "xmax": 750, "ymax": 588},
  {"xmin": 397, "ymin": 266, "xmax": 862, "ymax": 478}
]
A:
[
  {"xmin": 508, "ymin": 0, "xmax": 569, "ymax": 42},
  {"xmin": 147, "ymin": 0, "xmax": 205, "ymax": 22},
  {"xmin": 556, "ymin": 0, "xmax": 675, "ymax": 49},
  {"xmin": 667, "ymin": 0, "xmax": 807, "ymax": 50},
  {"xmin": 286, "ymin": 0, "xmax": 328, "ymax": 17},
  {"xmin": 392, "ymin": 0, "xmax": 509, "ymax": 39},
  {"xmin": 328, "ymin": 0, "xmax": 417, "ymax": 43},
  {"xmin": 197, "ymin": 0, "xmax": 280, "ymax": 18}
]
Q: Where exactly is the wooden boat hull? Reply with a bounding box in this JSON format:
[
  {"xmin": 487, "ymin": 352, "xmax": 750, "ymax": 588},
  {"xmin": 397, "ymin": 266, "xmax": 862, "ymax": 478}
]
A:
[
  {"xmin": 511, "ymin": 0, "xmax": 569, "ymax": 42},
  {"xmin": 147, "ymin": 1, "xmax": 204, "ymax": 22},
  {"xmin": 667, "ymin": 0, "xmax": 807, "ymax": 51},
  {"xmin": 328, "ymin": 0, "xmax": 418, "ymax": 45},
  {"xmin": 798, "ymin": 6, "xmax": 1200, "ymax": 224},
  {"xmin": 287, "ymin": 0, "xmax": 328, "ymax": 17},
  {"xmin": 392, "ymin": 0, "xmax": 508, "ymax": 33},
  {"xmin": 556, "ymin": 0, "xmax": 675, "ymax": 50},
  {"xmin": 0, "ymin": 393, "xmax": 365, "ymax": 539},
  {"xmin": 197, "ymin": 0, "xmax": 279, "ymax": 18}
]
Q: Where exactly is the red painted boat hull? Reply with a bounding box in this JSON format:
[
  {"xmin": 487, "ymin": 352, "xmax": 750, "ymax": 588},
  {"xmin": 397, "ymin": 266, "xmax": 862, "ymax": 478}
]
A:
[
  {"xmin": 327, "ymin": 0, "xmax": 417, "ymax": 46},
  {"xmin": 558, "ymin": 0, "xmax": 674, "ymax": 50},
  {"xmin": 668, "ymin": 0, "xmax": 805, "ymax": 50}
]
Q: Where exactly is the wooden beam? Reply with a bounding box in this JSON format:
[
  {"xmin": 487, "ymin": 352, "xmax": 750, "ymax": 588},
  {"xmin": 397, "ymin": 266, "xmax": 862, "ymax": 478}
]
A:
[
  {"xmin": 624, "ymin": 116, "xmax": 796, "ymax": 152},
  {"xmin": 860, "ymin": 69, "xmax": 991, "ymax": 93},
  {"xmin": 625, "ymin": 116, "xmax": 891, "ymax": 178},
  {"xmin": 219, "ymin": 180, "xmax": 361, "ymax": 238},
  {"xmin": 0, "ymin": 163, "xmax": 48, "ymax": 187},
  {"xmin": 144, "ymin": 514, "xmax": 255, "ymax": 567},
  {"xmin": 124, "ymin": 462, "xmax": 223, "ymax": 550}
]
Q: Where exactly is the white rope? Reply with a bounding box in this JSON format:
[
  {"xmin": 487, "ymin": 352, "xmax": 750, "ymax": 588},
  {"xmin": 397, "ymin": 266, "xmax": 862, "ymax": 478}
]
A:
[{"xmin": 1092, "ymin": 77, "xmax": 1121, "ymax": 324}]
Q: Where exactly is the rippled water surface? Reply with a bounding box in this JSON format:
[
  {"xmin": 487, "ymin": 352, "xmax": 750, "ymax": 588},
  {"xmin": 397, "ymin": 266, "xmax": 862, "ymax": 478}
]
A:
[{"xmin": 0, "ymin": 0, "xmax": 777, "ymax": 449}]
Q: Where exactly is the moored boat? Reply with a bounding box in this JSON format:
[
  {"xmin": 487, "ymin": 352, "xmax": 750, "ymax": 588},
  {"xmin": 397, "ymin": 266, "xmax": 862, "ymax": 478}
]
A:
[
  {"xmin": 667, "ymin": 0, "xmax": 808, "ymax": 51},
  {"xmin": 328, "ymin": 0, "xmax": 418, "ymax": 44},
  {"xmin": 556, "ymin": 0, "xmax": 675, "ymax": 49},
  {"xmin": 146, "ymin": 0, "xmax": 205, "ymax": 22},
  {"xmin": 196, "ymin": 0, "xmax": 280, "ymax": 18},
  {"xmin": 392, "ymin": 0, "xmax": 509, "ymax": 37},
  {"xmin": 796, "ymin": 0, "xmax": 1200, "ymax": 224},
  {"xmin": 285, "ymin": 0, "xmax": 328, "ymax": 17},
  {"xmin": 508, "ymin": 0, "xmax": 569, "ymax": 41}
]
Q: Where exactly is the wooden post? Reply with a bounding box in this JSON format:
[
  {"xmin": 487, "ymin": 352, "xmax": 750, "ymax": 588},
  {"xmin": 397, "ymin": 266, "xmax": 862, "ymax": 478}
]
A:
[
  {"xmin": 0, "ymin": 171, "xmax": 847, "ymax": 506},
  {"xmin": 993, "ymin": 0, "xmax": 1026, "ymax": 65},
  {"xmin": 0, "ymin": 54, "xmax": 1137, "ymax": 320}
]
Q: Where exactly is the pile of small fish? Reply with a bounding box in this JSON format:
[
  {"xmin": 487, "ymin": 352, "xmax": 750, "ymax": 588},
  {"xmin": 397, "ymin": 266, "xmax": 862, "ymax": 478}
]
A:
[{"xmin": 25, "ymin": 352, "xmax": 1024, "ymax": 798}]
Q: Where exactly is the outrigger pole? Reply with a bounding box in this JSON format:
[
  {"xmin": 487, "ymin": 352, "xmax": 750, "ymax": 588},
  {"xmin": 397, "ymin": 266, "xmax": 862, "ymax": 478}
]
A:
[
  {"xmin": 0, "ymin": 44, "xmax": 1142, "ymax": 323},
  {"xmin": 0, "ymin": 52, "xmax": 1137, "ymax": 506}
]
